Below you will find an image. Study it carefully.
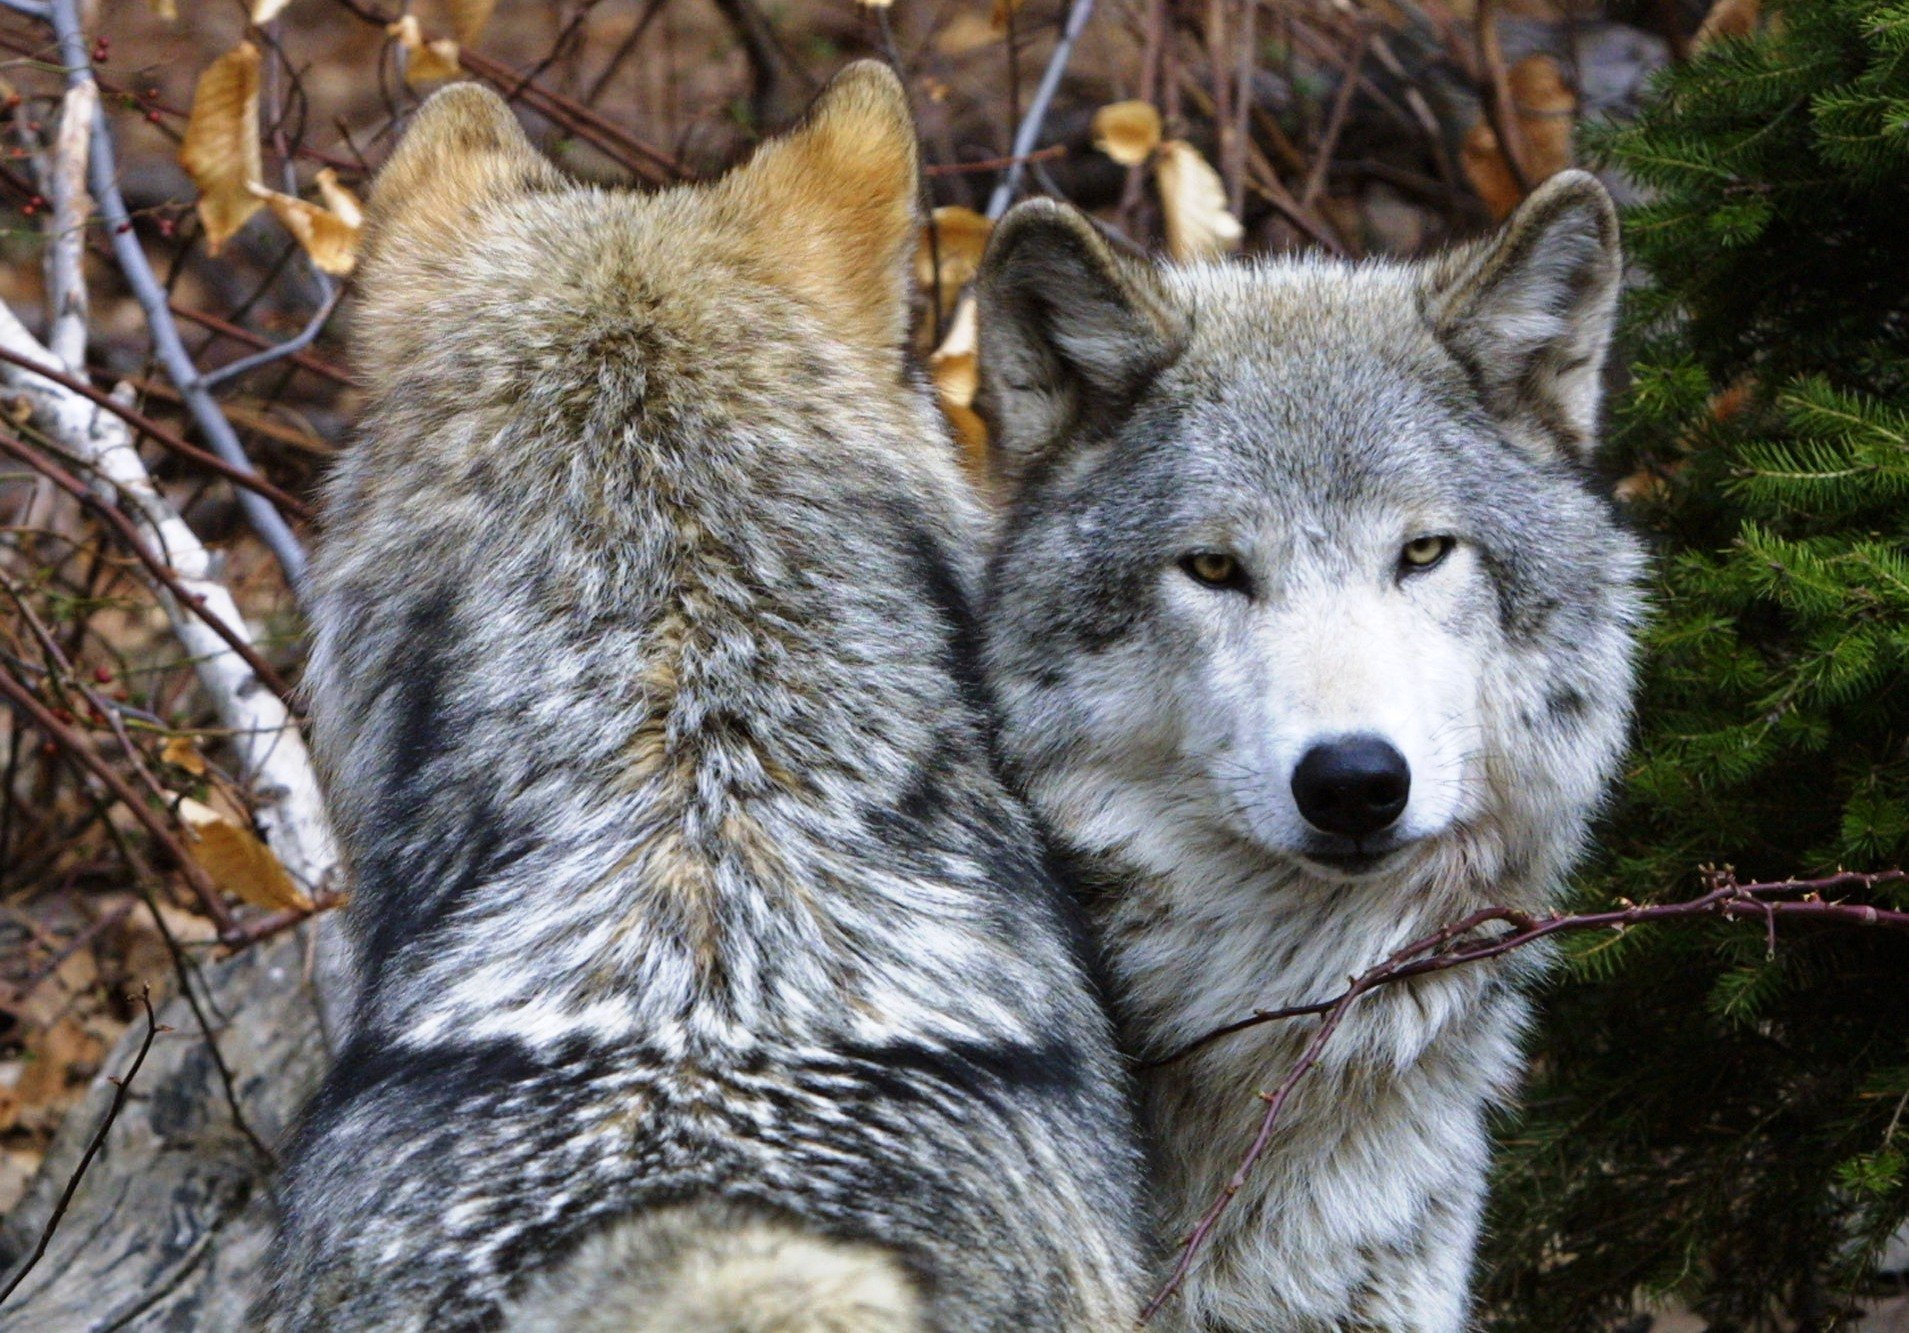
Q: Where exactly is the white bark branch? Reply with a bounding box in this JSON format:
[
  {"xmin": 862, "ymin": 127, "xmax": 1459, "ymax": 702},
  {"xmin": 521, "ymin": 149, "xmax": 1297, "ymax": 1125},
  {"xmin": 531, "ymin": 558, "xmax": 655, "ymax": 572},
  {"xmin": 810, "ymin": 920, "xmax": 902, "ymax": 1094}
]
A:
[{"xmin": 42, "ymin": 80, "xmax": 93, "ymax": 376}]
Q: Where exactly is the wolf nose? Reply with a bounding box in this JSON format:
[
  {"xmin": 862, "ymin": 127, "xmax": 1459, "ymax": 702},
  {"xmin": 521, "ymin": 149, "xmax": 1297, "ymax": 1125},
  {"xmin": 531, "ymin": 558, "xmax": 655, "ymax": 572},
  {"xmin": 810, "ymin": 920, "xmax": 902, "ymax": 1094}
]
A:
[{"xmin": 1291, "ymin": 736, "xmax": 1411, "ymax": 839}]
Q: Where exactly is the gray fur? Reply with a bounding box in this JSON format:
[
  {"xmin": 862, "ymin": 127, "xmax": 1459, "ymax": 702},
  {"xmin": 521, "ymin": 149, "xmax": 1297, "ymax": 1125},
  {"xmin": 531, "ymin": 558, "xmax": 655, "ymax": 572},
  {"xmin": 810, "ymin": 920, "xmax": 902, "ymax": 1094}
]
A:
[
  {"xmin": 975, "ymin": 173, "xmax": 1644, "ymax": 1331},
  {"xmin": 258, "ymin": 66, "xmax": 1144, "ymax": 1331}
]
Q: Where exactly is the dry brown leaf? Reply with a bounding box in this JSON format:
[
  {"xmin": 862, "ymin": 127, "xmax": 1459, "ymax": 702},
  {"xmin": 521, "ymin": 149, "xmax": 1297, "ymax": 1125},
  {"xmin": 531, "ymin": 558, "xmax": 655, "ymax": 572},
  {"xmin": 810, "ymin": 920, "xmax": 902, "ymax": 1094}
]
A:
[
  {"xmin": 251, "ymin": 0, "xmax": 294, "ymax": 22},
  {"xmin": 250, "ymin": 185, "xmax": 361, "ymax": 275},
  {"xmin": 990, "ymin": 0, "xmax": 1026, "ymax": 28},
  {"xmin": 446, "ymin": 0, "xmax": 498, "ymax": 44},
  {"xmin": 1156, "ymin": 139, "xmax": 1243, "ymax": 261},
  {"xmin": 316, "ymin": 168, "xmax": 365, "ymax": 229},
  {"xmin": 1093, "ymin": 101, "xmax": 1163, "ymax": 167},
  {"xmin": 1694, "ymin": 0, "xmax": 1759, "ymax": 48},
  {"xmin": 178, "ymin": 43, "xmax": 264, "ymax": 256},
  {"xmin": 1460, "ymin": 55, "xmax": 1576, "ymax": 220},
  {"xmin": 160, "ymin": 734, "xmax": 208, "ymax": 776},
  {"xmin": 915, "ymin": 206, "xmax": 992, "ymax": 313},
  {"xmin": 388, "ymin": 15, "xmax": 463, "ymax": 84},
  {"xmin": 177, "ymin": 795, "xmax": 312, "ymax": 913},
  {"xmin": 930, "ymin": 296, "xmax": 990, "ymax": 478}
]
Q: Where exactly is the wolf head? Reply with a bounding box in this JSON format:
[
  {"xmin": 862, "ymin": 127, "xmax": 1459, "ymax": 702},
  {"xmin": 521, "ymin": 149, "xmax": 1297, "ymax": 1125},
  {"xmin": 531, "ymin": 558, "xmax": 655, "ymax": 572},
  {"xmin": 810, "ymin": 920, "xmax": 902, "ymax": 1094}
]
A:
[
  {"xmin": 976, "ymin": 176, "xmax": 1645, "ymax": 899},
  {"xmin": 352, "ymin": 61, "xmax": 920, "ymax": 399}
]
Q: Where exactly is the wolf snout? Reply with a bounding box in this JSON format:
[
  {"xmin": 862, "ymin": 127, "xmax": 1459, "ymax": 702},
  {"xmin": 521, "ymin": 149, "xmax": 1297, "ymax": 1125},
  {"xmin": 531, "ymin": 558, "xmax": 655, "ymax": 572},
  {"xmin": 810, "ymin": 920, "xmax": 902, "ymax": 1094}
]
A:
[{"xmin": 1291, "ymin": 735, "xmax": 1411, "ymax": 839}]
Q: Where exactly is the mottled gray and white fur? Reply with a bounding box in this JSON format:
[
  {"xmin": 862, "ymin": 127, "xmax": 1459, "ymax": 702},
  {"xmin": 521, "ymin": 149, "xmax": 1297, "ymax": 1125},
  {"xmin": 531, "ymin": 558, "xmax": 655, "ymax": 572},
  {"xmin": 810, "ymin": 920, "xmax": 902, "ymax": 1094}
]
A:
[
  {"xmin": 257, "ymin": 64, "xmax": 1145, "ymax": 1331},
  {"xmin": 974, "ymin": 173, "xmax": 1645, "ymax": 1330}
]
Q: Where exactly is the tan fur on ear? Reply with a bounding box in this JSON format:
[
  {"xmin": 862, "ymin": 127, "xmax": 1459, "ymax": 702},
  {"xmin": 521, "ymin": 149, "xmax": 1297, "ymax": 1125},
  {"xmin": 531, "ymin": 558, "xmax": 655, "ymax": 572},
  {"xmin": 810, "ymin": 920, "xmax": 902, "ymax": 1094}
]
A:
[
  {"xmin": 368, "ymin": 83, "xmax": 561, "ymax": 264},
  {"xmin": 712, "ymin": 61, "xmax": 920, "ymax": 353}
]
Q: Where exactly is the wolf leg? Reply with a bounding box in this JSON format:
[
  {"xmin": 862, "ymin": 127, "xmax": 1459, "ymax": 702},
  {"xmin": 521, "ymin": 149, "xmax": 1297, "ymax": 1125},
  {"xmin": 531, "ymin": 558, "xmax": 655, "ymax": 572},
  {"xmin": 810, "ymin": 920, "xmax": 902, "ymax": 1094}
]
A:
[{"xmin": 505, "ymin": 1201, "xmax": 925, "ymax": 1333}]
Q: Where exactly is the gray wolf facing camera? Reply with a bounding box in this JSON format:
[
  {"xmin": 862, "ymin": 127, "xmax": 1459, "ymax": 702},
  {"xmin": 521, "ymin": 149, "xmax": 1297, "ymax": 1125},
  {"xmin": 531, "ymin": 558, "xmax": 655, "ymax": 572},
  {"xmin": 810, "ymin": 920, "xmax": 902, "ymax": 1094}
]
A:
[
  {"xmin": 257, "ymin": 63, "xmax": 1145, "ymax": 1332},
  {"xmin": 975, "ymin": 172, "xmax": 1645, "ymax": 1331}
]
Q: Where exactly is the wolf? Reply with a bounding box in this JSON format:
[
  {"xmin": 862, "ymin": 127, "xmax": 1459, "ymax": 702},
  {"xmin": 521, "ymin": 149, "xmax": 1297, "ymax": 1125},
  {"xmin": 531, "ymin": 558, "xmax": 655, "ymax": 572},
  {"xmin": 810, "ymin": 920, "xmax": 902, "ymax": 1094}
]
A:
[
  {"xmin": 255, "ymin": 64, "xmax": 1146, "ymax": 1331},
  {"xmin": 973, "ymin": 172, "xmax": 1645, "ymax": 1331}
]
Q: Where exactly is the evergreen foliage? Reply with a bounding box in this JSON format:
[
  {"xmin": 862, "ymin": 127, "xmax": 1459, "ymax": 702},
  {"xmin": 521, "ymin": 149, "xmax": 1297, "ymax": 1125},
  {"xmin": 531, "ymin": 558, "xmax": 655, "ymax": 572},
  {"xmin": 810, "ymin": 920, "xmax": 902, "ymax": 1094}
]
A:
[{"xmin": 1482, "ymin": 3, "xmax": 1909, "ymax": 1326}]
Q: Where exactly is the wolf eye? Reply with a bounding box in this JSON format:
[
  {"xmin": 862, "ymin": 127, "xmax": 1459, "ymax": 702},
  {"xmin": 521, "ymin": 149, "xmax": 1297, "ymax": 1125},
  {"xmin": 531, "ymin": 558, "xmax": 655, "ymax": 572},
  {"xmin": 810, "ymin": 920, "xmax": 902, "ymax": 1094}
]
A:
[
  {"xmin": 1181, "ymin": 551, "xmax": 1249, "ymax": 593},
  {"xmin": 1399, "ymin": 535, "xmax": 1456, "ymax": 573}
]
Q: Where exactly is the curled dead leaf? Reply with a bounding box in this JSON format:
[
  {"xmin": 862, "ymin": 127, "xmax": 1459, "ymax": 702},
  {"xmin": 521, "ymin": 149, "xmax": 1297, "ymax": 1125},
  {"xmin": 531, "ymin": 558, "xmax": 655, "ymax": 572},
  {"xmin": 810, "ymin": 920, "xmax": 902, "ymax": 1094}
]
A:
[
  {"xmin": 388, "ymin": 15, "xmax": 463, "ymax": 84},
  {"xmin": 915, "ymin": 206, "xmax": 992, "ymax": 312},
  {"xmin": 1156, "ymin": 139, "xmax": 1243, "ymax": 261},
  {"xmin": 177, "ymin": 796, "xmax": 312, "ymax": 913},
  {"xmin": 930, "ymin": 296, "xmax": 990, "ymax": 477},
  {"xmin": 316, "ymin": 168, "xmax": 365, "ymax": 228},
  {"xmin": 178, "ymin": 43, "xmax": 264, "ymax": 256},
  {"xmin": 1093, "ymin": 101, "xmax": 1163, "ymax": 167},
  {"xmin": 249, "ymin": 182, "xmax": 361, "ymax": 275}
]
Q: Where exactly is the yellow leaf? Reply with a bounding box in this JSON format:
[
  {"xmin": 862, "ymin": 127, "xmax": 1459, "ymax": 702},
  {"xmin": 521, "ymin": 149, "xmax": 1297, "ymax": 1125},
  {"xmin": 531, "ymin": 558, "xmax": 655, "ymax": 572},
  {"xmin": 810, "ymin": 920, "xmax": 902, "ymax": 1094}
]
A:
[
  {"xmin": 147, "ymin": 0, "xmax": 180, "ymax": 19},
  {"xmin": 249, "ymin": 183, "xmax": 361, "ymax": 275},
  {"xmin": 1155, "ymin": 139, "xmax": 1242, "ymax": 261},
  {"xmin": 930, "ymin": 296, "xmax": 990, "ymax": 476},
  {"xmin": 446, "ymin": 0, "xmax": 497, "ymax": 44},
  {"xmin": 159, "ymin": 735, "xmax": 207, "ymax": 776},
  {"xmin": 915, "ymin": 206, "xmax": 992, "ymax": 310},
  {"xmin": 315, "ymin": 168, "xmax": 365, "ymax": 229},
  {"xmin": 1092, "ymin": 101, "xmax": 1162, "ymax": 167},
  {"xmin": 176, "ymin": 796, "xmax": 312, "ymax": 913},
  {"xmin": 178, "ymin": 43, "xmax": 264, "ymax": 256},
  {"xmin": 388, "ymin": 15, "xmax": 463, "ymax": 85},
  {"xmin": 251, "ymin": 0, "xmax": 294, "ymax": 22}
]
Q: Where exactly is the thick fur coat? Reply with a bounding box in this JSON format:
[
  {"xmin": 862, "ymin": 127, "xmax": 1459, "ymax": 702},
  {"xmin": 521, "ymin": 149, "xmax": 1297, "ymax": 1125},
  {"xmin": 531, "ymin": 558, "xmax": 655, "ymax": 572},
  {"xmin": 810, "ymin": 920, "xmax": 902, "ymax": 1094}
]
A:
[
  {"xmin": 975, "ymin": 175, "xmax": 1646, "ymax": 1331},
  {"xmin": 258, "ymin": 65, "xmax": 1145, "ymax": 1331}
]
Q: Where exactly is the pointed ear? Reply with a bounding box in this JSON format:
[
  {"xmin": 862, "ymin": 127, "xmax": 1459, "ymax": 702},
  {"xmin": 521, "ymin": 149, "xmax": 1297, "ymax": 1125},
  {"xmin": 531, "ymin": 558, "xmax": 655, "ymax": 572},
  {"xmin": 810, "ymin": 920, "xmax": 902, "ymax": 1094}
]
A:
[
  {"xmin": 367, "ymin": 83, "xmax": 562, "ymax": 266},
  {"xmin": 974, "ymin": 200, "xmax": 1186, "ymax": 485},
  {"xmin": 714, "ymin": 61, "xmax": 919, "ymax": 353},
  {"xmin": 1424, "ymin": 169, "xmax": 1621, "ymax": 462}
]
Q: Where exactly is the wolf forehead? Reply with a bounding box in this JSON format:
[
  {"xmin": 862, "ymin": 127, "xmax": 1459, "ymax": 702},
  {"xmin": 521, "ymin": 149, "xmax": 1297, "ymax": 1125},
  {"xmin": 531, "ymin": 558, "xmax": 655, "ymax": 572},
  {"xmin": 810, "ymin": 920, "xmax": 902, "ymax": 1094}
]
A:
[{"xmin": 1021, "ymin": 264, "xmax": 1608, "ymax": 553}]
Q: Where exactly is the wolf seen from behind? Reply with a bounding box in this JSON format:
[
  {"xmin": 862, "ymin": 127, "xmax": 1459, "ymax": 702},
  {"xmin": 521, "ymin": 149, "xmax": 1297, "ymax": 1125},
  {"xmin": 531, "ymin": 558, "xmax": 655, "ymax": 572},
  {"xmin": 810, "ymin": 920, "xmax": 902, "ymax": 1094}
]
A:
[
  {"xmin": 257, "ymin": 64, "xmax": 1145, "ymax": 1332},
  {"xmin": 975, "ymin": 173, "xmax": 1646, "ymax": 1331}
]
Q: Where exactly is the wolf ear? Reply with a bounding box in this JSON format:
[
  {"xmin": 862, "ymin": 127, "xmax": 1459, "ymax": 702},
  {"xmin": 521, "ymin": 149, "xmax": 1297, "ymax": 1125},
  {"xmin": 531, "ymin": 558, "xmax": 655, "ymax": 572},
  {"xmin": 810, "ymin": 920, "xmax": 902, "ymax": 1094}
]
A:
[
  {"xmin": 1424, "ymin": 170, "xmax": 1621, "ymax": 462},
  {"xmin": 717, "ymin": 61, "xmax": 919, "ymax": 353},
  {"xmin": 974, "ymin": 200, "xmax": 1185, "ymax": 485},
  {"xmin": 367, "ymin": 83, "xmax": 561, "ymax": 266}
]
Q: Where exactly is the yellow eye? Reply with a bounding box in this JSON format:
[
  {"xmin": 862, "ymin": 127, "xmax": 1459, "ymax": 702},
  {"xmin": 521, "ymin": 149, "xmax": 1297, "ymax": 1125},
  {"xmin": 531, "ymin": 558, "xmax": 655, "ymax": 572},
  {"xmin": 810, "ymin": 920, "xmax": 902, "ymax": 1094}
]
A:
[
  {"xmin": 1183, "ymin": 551, "xmax": 1245, "ymax": 590},
  {"xmin": 1401, "ymin": 535, "xmax": 1455, "ymax": 570}
]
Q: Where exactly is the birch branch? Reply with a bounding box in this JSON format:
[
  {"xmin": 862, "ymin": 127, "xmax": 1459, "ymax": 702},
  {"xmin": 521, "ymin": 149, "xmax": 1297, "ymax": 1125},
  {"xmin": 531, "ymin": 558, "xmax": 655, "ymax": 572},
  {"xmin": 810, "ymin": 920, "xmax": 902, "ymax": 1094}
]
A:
[
  {"xmin": 41, "ymin": 80, "xmax": 93, "ymax": 375},
  {"xmin": 0, "ymin": 303, "xmax": 340, "ymax": 901}
]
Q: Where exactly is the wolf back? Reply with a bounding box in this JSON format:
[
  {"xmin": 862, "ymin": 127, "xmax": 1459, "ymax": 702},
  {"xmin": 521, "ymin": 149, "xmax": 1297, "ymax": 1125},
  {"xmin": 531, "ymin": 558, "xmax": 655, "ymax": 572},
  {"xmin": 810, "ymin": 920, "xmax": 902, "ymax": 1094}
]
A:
[
  {"xmin": 257, "ymin": 65, "xmax": 1145, "ymax": 1331},
  {"xmin": 974, "ymin": 176, "xmax": 1646, "ymax": 1330}
]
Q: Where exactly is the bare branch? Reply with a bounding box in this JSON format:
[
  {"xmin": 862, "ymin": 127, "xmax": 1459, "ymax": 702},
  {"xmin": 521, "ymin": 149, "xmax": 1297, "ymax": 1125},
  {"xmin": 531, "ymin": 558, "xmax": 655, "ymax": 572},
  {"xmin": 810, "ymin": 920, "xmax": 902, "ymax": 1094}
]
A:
[
  {"xmin": 42, "ymin": 79, "xmax": 93, "ymax": 375},
  {"xmin": 0, "ymin": 987, "xmax": 165, "ymax": 1309},
  {"xmin": 1140, "ymin": 868, "xmax": 1909, "ymax": 1321}
]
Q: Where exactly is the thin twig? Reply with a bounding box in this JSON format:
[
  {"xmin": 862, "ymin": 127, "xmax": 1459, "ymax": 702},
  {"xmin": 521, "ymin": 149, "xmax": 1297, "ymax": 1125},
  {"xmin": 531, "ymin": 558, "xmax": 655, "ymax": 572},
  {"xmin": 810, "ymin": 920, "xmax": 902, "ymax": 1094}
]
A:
[
  {"xmin": 0, "ymin": 986, "xmax": 166, "ymax": 1306},
  {"xmin": 985, "ymin": 0, "xmax": 1099, "ymax": 219},
  {"xmin": 1139, "ymin": 868, "xmax": 1909, "ymax": 1321},
  {"xmin": 0, "ymin": 431, "xmax": 298, "ymax": 704},
  {"xmin": 45, "ymin": 0, "xmax": 310, "ymax": 590},
  {"xmin": 0, "ymin": 346, "xmax": 314, "ymax": 520},
  {"xmin": 0, "ymin": 662, "xmax": 235, "ymax": 932}
]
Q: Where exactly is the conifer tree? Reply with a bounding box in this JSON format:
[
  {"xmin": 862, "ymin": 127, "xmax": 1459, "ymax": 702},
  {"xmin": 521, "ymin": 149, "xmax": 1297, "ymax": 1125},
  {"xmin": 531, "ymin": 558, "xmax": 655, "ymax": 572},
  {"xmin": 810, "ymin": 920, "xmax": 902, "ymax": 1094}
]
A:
[{"xmin": 1483, "ymin": 2, "xmax": 1909, "ymax": 1326}]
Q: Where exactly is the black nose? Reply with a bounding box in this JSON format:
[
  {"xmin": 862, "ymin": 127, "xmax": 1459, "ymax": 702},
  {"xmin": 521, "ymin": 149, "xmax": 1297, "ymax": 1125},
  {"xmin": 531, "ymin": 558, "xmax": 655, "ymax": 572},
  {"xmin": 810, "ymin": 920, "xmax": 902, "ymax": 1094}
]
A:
[{"xmin": 1290, "ymin": 735, "xmax": 1410, "ymax": 839}]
